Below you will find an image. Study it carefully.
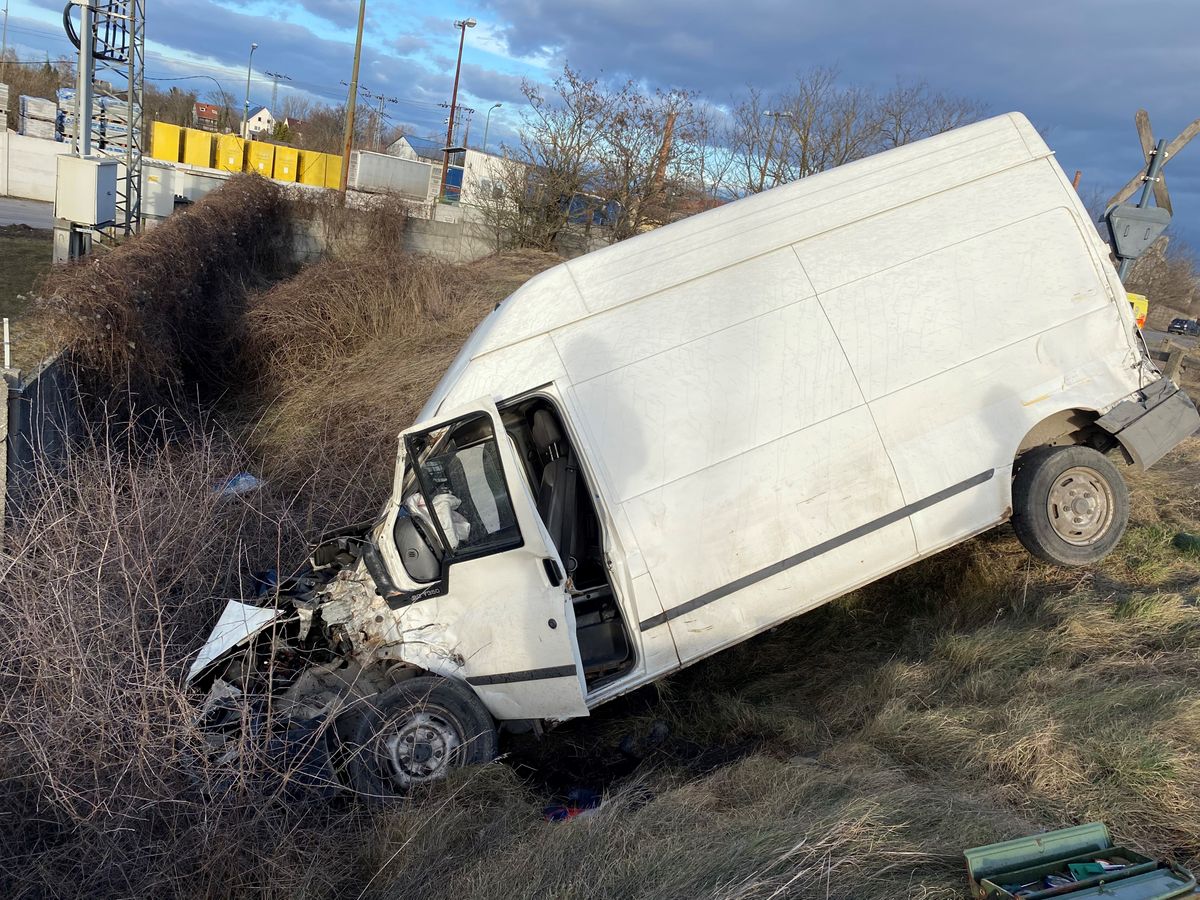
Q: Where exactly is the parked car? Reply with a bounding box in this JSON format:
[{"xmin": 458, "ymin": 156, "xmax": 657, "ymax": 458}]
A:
[
  {"xmin": 188, "ymin": 112, "xmax": 1199, "ymax": 796},
  {"xmin": 1167, "ymin": 318, "xmax": 1200, "ymax": 336}
]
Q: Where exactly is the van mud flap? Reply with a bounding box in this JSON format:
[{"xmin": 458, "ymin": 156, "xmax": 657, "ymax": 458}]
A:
[{"xmin": 1096, "ymin": 378, "xmax": 1200, "ymax": 470}]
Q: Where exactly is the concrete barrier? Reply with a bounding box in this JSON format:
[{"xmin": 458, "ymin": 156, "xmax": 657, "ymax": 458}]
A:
[{"xmin": 0, "ymin": 131, "xmax": 71, "ymax": 202}]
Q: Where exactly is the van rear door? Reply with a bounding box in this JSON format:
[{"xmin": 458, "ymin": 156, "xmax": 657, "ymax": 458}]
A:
[{"xmin": 382, "ymin": 399, "xmax": 589, "ymax": 720}]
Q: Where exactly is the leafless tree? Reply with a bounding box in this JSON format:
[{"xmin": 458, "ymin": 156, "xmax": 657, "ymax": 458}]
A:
[
  {"xmin": 727, "ymin": 67, "xmax": 986, "ymax": 195},
  {"xmin": 876, "ymin": 79, "xmax": 987, "ymax": 150}
]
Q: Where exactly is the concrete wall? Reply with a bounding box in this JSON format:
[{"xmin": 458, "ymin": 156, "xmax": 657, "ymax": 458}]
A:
[
  {"xmin": 290, "ymin": 212, "xmax": 500, "ymax": 265},
  {"xmin": 0, "ymin": 131, "xmax": 71, "ymax": 202}
]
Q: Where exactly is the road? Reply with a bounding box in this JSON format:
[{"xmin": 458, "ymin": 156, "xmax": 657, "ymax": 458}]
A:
[
  {"xmin": 0, "ymin": 197, "xmax": 53, "ymax": 229},
  {"xmin": 1144, "ymin": 328, "xmax": 1199, "ymax": 350}
]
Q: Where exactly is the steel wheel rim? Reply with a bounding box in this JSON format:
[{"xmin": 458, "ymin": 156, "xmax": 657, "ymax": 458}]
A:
[
  {"xmin": 1046, "ymin": 465, "xmax": 1115, "ymax": 546},
  {"xmin": 377, "ymin": 708, "xmax": 462, "ymax": 789}
]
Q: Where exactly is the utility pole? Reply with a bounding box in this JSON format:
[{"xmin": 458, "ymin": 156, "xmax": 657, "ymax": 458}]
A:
[
  {"xmin": 339, "ymin": 0, "xmax": 367, "ymax": 192},
  {"xmin": 75, "ymin": 0, "xmax": 94, "ymax": 157},
  {"xmin": 265, "ymin": 70, "xmax": 290, "ymax": 118},
  {"xmin": 242, "ymin": 42, "xmax": 257, "ymax": 138},
  {"xmin": 2, "ymin": 0, "xmax": 10, "ymax": 61},
  {"xmin": 439, "ymin": 16, "xmax": 475, "ymax": 203}
]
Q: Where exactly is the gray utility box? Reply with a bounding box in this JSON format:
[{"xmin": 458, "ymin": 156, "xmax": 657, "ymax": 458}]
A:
[{"xmin": 55, "ymin": 156, "xmax": 119, "ymax": 227}]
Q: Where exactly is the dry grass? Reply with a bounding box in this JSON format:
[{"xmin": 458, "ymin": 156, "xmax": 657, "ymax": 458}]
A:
[
  {"xmin": 0, "ymin": 421, "xmax": 375, "ymax": 898},
  {"xmin": 235, "ymin": 238, "xmax": 559, "ymax": 517}
]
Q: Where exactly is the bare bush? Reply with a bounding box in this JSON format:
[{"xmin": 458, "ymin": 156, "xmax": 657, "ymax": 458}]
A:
[
  {"xmin": 0, "ymin": 420, "xmax": 387, "ymax": 899},
  {"xmin": 236, "ymin": 236, "xmax": 559, "ymax": 516},
  {"xmin": 36, "ymin": 175, "xmax": 290, "ymax": 404},
  {"xmin": 1127, "ymin": 237, "xmax": 1200, "ymax": 325}
]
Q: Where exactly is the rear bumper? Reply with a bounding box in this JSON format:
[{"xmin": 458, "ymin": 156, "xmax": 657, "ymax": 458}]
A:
[{"xmin": 1096, "ymin": 378, "xmax": 1200, "ymax": 470}]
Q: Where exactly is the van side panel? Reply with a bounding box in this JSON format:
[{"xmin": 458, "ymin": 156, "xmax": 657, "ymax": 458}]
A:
[
  {"xmin": 871, "ymin": 309, "xmax": 1144, "ymax": 550},
  {"xmin": 562, "ymin": 248, "xmax": 915, "ymax": 662},
  {"xmin": 562, "ymin": 116, "xmax": 1039, "ymax": 317},
  {"xmin": 816, "ymin": 207, "xmax": 1117, "ymax": 403},
  {"xmin": 623, "ymin": 407, "xmax": 914, "ymax": 661},
  {"xmin": 805, "ymin": 168, "xmax": 1144, "ymax": 555}
]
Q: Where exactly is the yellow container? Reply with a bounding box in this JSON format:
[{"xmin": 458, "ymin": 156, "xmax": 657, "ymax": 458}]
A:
[
  {"xmin": 151, "ymin": 122, "xmax": 183, "ymax": 162},
  {"xmin": 215, "ymin": 133, "xmax": 245, "ymax": 173},
  {"xmin": 298, "ymin": 150, "xmax": 327, "ymax": 187},
  {"xmin": 182, "ymin": 128, "xmax": 214, "ymax": 168},
  {"xmin": 323, "ymin": 153, "xmax": 343, "ymax": 189},
  {"xmin": 273, "ymin": 146, "xmax": 299, "ymax": 182},
  {"xmin": 247, "ymin": 141, "xmax": 275, "ymax": 176}
]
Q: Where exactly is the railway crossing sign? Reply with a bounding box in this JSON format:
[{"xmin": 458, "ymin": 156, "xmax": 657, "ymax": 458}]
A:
[{"xmin": 1105, "ymin": 109, "xmax": 1200, "ymax": 279}]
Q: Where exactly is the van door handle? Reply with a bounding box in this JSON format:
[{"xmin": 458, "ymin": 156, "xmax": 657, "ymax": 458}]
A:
[{"xmin": 542, "ymin": 558, "xmax": 564, "ymax": 586}]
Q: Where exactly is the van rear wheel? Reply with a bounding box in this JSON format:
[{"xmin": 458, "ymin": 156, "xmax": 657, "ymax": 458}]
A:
[
  {"xmin": 342, "ymin": 676, "xmax": 498, "ymax": 798},
  {"xmin": 1011, "ymin": 445, "xmax": 1129, "ymax": 566}
]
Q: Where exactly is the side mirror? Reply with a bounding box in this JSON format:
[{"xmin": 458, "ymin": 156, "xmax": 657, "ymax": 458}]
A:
[{"xmin": 393, "ymin": 510, "xmax": 443, "ymax": 583}]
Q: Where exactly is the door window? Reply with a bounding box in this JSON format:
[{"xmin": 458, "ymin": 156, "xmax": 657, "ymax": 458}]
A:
[{"xmin": 401, "ymin": 413, "xmax": 522, "ymax": 563}]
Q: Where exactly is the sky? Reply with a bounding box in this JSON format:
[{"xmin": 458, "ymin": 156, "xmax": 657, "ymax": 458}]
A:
[{"xmin": 3, "ymin": 0, "xmax": 1198, "ymax": 241}]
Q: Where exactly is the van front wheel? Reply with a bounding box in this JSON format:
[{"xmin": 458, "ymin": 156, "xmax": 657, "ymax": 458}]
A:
[
  {"xmin": 343, "ymin": 676, "xmax": 498, "ymax": 798},
  {"xmin": 1011, "ymin": 445, "xmax": 1129, "ymax": 566}
]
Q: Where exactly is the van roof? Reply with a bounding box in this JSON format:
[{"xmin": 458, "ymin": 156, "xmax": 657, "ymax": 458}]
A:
[{"xmin": 421, "ymin": 112, "xmax": 1055, "ymax": 418}]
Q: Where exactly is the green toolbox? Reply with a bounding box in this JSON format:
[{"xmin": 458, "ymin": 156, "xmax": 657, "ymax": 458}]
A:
[{"xmin": 964, "ymin": 823, "xmax": 1195, "ymax": 899}]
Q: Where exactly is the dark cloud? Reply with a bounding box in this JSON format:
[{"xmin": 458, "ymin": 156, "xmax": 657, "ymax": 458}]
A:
[
  {"xmin": 458, "ymin": 63, "xmax": 527, "ymax": 105},
  {"xmin": 292, "ymin": 0, "xmax": 361, "ymax": 29},
  {"xmin": 483, "ymin": 0, "xmax": 1200, "ymax": 236}
]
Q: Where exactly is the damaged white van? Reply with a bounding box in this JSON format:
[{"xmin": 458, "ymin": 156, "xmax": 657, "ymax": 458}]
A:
[{"xmin": 189, "ymin": 112, "xmax": 1198, "ymax": 795}]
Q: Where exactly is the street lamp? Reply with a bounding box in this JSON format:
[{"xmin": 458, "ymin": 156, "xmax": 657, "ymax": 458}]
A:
[
  {"xmin": 762, "ymin": 109, "xmax": 792, "ymax": 189},
  {"xmin": 439, "ymin": 16, "xmax": 476, "ymax": 203},
  {"xmin": 482, "ymin": 101, "xmax": 501, "ymax": 154},
  {"xmin": 242, "ymin": 42, "xmax": 258, "ymax": 139}
]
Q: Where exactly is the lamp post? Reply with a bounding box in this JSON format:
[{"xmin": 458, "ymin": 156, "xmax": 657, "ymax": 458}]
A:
[
  {"xmin": 482, "ymin": 101, "xmax": 501, "ymax": 154},
  {"xmin": 762, "ymin": 109, "xmax": 792, "ymax": 190},
  {"xmin": 242, "ymin": 42, "xmax": 258, "ymax": 139},
  {"xmin": 438, "ymin": 16, "xmax": 475, "ymax": 203}
]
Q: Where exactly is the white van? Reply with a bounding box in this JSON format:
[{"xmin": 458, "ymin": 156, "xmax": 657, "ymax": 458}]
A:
[{"xmin": 190, "ymin": 113, "xmax": 1198, "ymax": 794}]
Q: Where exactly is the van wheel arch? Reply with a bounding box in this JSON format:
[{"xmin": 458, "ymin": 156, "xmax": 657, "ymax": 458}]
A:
[{"xmin": 1015, "ymin": 407, "xmax": 1130, "ymax": 464}]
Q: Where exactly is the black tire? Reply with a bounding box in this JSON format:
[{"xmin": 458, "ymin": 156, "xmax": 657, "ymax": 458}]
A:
[
  {"xmin": 341, "ymin": 676, "xmax": 497, "ymax": 798},
  {"xmin": 1011, "ymin": 445, "xmax": 1129, "ymax": 566}
]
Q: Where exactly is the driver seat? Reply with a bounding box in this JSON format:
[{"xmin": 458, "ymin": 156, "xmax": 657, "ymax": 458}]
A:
[{"xmin": 531, "ymin": 410, "xmax": 580, "ymax": 575}]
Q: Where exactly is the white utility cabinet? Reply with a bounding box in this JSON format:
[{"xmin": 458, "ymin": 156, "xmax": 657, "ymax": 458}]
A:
[{"xmin": 54, "ymin": 155, "xmax": 118, "ymax": 226}]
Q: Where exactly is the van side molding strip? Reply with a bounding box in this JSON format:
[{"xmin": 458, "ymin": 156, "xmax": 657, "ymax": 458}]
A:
[
  {"xmin": 638, "ymin": 468, "xmax": 997, "ymax": 632},
  {"xmin": 466, "ymin": 665, "xmax": 579, "ymax": 686}
]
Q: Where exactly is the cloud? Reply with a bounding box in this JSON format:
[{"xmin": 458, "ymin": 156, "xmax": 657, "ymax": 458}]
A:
[
  {"xmin": 458, "ymin": 63, "xmax": 527, "ymax": 105},
  {"xmin": 482, "ymin": 0, "xmax": 1200, "ymax": 237}
]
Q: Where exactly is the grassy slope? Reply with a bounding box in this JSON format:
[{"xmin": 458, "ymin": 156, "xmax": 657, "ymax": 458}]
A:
[{"xmin": 16, "ymin": 205, "xmax": 1197, "ymax": 896}]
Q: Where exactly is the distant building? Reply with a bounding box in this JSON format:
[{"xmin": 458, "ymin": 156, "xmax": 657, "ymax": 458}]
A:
[
  {"xmin": 192, "ymin": 101, "xmax": 220, "ymax": 132},
  {"xmin": 243, "ymin": 106, "xmax": 275, "ymax": 139},
  {"xmin": 404, "ymin": 134, "xmax": 449, "ymax": 162},
  {"xmin": 386, "ymin": 135, "xmax": 419, "ymax": 161}
]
